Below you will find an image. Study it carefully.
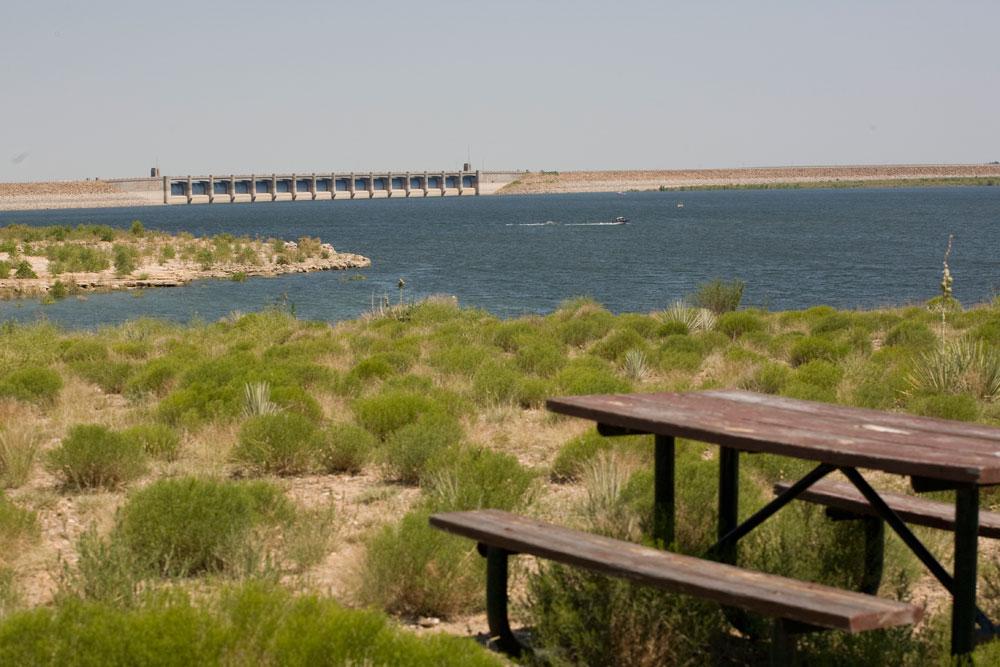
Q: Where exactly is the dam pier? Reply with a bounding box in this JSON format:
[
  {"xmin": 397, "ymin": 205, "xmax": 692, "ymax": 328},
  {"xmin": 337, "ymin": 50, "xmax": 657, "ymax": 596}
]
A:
[{"xmin": 162, "ymin": 169, "xmax": 489, "ymax": 205}]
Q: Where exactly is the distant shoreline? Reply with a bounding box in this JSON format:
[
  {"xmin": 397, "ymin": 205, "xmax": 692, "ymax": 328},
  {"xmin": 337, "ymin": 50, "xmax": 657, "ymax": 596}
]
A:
[
  {"xmin": 3, "ymin": 165, "xmax": 1000, "ymax": 210},
  {"xmin": 497, "ymin": 164, "xmax": 1000, "ymax": 195}
]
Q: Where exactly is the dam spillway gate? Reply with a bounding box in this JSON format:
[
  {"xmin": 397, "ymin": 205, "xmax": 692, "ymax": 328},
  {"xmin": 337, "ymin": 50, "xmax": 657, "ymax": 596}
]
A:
[{"xmin": 163, "ymin": 170, "xmax": 481, "ymax": 204}]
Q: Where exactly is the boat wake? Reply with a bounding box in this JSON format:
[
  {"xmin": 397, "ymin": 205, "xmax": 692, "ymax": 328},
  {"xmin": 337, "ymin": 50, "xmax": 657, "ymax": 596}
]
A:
[
  {"xmin": 505, "ymin": 221, "xmax": 559, "ymax": 226},
  {"xmin": 565, "ymin": 222, "xmax": 625, "ymax": 226}
]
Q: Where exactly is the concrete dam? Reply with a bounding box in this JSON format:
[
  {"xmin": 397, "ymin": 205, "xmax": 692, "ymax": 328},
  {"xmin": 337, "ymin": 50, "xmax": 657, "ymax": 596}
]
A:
[{"xmin": 158, "ymin": 169, "xmax": 518, "ymax": 204}]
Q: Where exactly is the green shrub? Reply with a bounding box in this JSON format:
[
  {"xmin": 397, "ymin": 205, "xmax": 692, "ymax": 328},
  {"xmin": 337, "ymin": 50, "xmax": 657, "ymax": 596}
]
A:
[
  {"xmin": 0, "ymin": 583, "xmax": 503, "ymax": 666},
  {"xmin": 884, "ymin": 320, "xmax": 937, "ymax": 350},
  {"xmin": 557, "ymin": 309, "xmax": 615, "ymax": 347},
  {"xmin": 112, "ymin": 244, "xmax": 139, "ymax": 276},
  {"xmin": 0, "ymin": 424, "xmax": 40, "ymax": 488},
  {"xmin": 318, "ymin": 423, "xmax": 376, "ymax": 474},
  {"xmin": 657, "ymin": 334, "xmax": 706, "ymax": 372},
  {"xmin": 121, "ymin": 424, "xmax": 181, "ymax": 461},
  {"xmin": 471, "ymin": 361, "xmax": 523, "ymax": 406},
  {"xmin": 529, "ymin": 567, "xmax": 725, "ymax": 667},
  {"xmin": 13, "ymin": 261, "xmax": 37, "ymax": 279},
  {"xmin": 516, "ymin": 375, "xmax": 554, "ymax": 408},
  {"xmin": 114, "ymin": 477, "xmax": 289, "ymax": 577},
  {"xmin": 616, "ymin": 313, "xmax": 660, "ymax": 338},
  {"xmin": 782, "ymin": 380, "xmax": 837, "ymax": 403},
  {"xmin": 810, "ymin": 312, "xmax": 856, "ymax": 335},
  {"xmin": 269, "ymin": 385, "xmax": 324, "ymax": 422},
  {"xmin": 740, "ymin": 362, "xmax": 790, "ymax": 394},
  {"xmin": 424, "ymin": 445, "xmax": 536, "ymax": 513},
  {"xmin": 909, "ymin": 393, "xmax": 980, "ymax": 422},
  {"xmin": 381, "ymin": 414, "xmax": 463, "ymax": 484},
  {"xmin": 515, "ymin": 339, "xmax": 566, "ymax": 377},
  {"xmin": 0, "ymin": 366, "xmax": 62, "ymax": 405},
  {"xmin": 112, "ymin": 341, "xmax": 151, "ymax": 360},
  {"xmin": 657, "ymin": 319, "xmax": 690, "ymax": 337},
  {"xmin": 45, "ymin": 244, "xmax": 109, "ymax": 274},
  {"xmin": 0, "ymin": 493, "xmax": 38, "ymax": 545},
  {"xmin": 551, "ymin": 430, "xmax": 649, "ymax": 482},
  {"xmin": 352, "ymin": 390, "xmax": 448, "ymax": 440},
  {"xmin": 123, "ymin": 357, "xmax": 181, "ymax": 398},
  {"xmin": 688, "ymin": 279, "xmax": 745, "ymax": 314},
  {"xmin": 591, "ymin": 329, "xmax": 648, "ymax": 362},
  {"xmin": 0, "ymin": 261, "xmax": 10, "ymax": 279},
  {"xmin": 556, "ymin": 358, "xmax": 630, "ymax": 396},
  {"xmin": 428, "ymin": 343, "xmax": 491, "ymax": 378},
  {"xmin": 971, "ymin": 318, "xmax": 1000, "ymax": 346},
  {"xmin": 716, "ymin": 310, "xmax": 765, "ymax": 339},
  {"xmin": 851, "ymin": 355, "xmax": 909, "ymax": 409},
  {"xmin": 234, "ymin": 413, "xmax": 321, "ymax": 475},
  {"xmin": 788, "ymin": 335, "xmax": 846, "ymax": 366},
  {"xmin": 58, "ymin": 338, "xmax": 108, "ymax": 363},
  {"xmin": 491, "ymin": 319, "xmax": 536, "ymax": 351},
  {"xmin": 793, "ymin": 360, "xmax": 844, "ymax": 390},
  {"xmin": 47, "ymin": 425, "xmax": 147, "ymax": 490},
  {"xmin": 69, "ymin": 360, "xmax": 134, "ymax": 393},
  {"xmin": 360, "ymin": 509, "xmax": 482, "ymax": 618}
]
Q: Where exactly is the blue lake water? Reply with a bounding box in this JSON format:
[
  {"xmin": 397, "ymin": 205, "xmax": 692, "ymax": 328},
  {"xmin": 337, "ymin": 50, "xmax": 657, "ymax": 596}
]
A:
[{"xmin": 1, "ymin": 187, "xmax": 998, "ymax": 329}]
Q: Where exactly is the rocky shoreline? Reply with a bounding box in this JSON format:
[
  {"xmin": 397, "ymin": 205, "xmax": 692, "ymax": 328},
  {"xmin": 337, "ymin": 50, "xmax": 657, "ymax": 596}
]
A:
[{"xmin": 0, "ymin": 228, "xmax": 370, "ymax": 298}]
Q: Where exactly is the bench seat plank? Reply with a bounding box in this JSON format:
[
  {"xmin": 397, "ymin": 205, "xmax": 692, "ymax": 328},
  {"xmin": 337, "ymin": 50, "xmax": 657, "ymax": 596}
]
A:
[
  {"xmin": 775, "ymin": 479, "xmax": 1000, "ymax": 539},
  {"xmin": 430, "ymin": 509, "xmax": 920, "ymax": 633}
]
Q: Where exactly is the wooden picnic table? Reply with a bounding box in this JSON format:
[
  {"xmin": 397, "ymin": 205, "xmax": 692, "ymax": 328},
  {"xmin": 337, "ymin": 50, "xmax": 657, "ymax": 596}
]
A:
[{"xmin": 546, "ymin": 389, "xmax": 1000, "ymax": 657}]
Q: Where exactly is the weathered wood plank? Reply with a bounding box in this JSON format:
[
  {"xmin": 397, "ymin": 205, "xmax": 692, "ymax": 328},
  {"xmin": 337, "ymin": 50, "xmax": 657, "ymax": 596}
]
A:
[
  {"xmin": 546, "ymin": 392, "xmax": 1000, "ymax": 484},
  {"xmin": 774, "ymin": 479, "xmax": 1000, "ymax": 539},
  {"xmin": 430, "ymin": 509, "xmax": 921, "ymax": 633}
]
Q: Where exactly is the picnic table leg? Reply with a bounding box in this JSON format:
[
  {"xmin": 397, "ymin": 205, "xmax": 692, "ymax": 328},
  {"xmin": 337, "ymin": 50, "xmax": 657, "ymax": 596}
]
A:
[
  {"xmin": 653, "ymin": 435, "xmax": 675, "ymax": 547},
  {"xmin": 482, "ymin": 545, "xmax": 524, "ymax": 657},
  {"xmin": 718, "ymin": 446, "xmax": 739, "ymax": 565},
  {"xmin": 951, "ymin": 485, "xmax": 979, "ymax": 659}
]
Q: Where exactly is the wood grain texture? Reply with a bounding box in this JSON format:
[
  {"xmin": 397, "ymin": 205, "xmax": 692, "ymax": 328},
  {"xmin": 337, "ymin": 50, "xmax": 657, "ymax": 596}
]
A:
[
  {"xmin": 774, "ymin": 479, "xmax": 1000, "ymax": 539},
  {"xmin": 546, "ymin": 390, "xmax": 1000, "ymax": 484},
  {"xmin": 430, "ymin": 509, "xmax": 921, "ymax": 632}
]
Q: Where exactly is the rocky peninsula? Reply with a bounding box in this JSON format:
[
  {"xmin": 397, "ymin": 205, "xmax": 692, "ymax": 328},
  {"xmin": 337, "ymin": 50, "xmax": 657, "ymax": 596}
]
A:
[{"xmin": 0, "ymin": 223, "xmax": 369, "ymax": 298}]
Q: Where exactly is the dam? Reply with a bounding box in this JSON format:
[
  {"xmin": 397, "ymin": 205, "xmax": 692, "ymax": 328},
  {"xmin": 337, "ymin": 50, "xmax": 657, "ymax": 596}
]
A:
[{"xmin": 160, "ymin": 169, "xmax": 503, "ymax": 204}]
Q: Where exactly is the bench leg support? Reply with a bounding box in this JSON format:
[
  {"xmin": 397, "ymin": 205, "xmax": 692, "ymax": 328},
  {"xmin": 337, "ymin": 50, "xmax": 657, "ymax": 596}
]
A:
[
  {"xmin": 769, "ymin": 620, "xmax": 798, "ymax": 666},
  {"xmin": 840, "ymin": 468, "xmax": 995, "ymax": 651},
  {"xmin": 654, "ymin": 435, "xmax": 675, "ymax": 547},
  {"xmin": 483, "ymin": 545, "xmax": 524, "ymax": 657},
  {"xmin": 861, "ymin": 516, "xmax": 885, "ymax": 595},
  {"xmin": 952, "ymin": 485, "xmax": 979, "ymax": 657}
]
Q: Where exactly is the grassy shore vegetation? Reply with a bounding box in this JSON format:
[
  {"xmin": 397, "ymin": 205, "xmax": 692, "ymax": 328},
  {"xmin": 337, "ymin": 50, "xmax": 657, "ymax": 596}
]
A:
[{"xmin": 2, "ymin": 287, "xmax": 1000, "ymax": 664}]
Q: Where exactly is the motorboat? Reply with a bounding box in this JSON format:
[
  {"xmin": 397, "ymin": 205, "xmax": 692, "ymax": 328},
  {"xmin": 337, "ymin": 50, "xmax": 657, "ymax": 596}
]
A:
[{"xmin": 611, "ymin": 216, "xmax": 628, "ymax": 224}]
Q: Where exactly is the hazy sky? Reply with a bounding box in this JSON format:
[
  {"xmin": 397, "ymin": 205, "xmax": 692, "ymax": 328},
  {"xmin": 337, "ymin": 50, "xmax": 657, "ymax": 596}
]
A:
[{"xmin": 2, "ymin": 1, "xmax": 998, "ymax": 181}]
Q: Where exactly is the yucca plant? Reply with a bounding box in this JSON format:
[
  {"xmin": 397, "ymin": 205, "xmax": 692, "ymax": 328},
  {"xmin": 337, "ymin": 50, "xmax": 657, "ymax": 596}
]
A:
[
  {"xmin": 579, "ymin": 453, "xmax": 638, "ymax": 541},
  {"xmin": 907, "ymin": 339, "xmax": 1000, "ymax": 400},
  {"xmin": 621, "ymin": 349, "xmax": 652, "ymax": 382},
  {"xmin": 662, "ymin": 301, "xmax": 716, "ymax": 332},
  {"xmin": 242, "ymin": 382, "xmax": 282, "ymax": 418}
]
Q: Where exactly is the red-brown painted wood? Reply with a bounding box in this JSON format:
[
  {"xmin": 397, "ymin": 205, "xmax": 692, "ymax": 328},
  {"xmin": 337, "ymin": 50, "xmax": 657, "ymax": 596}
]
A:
[
  {"xmin": 774, "ymin": 479, "xmax": 1000, "ymax": 539},
  {"xmin": 546, "ymin": 390, "xmax": 1000, "ymax": 484},
  {"xmin": 431, "ymin": 509, "xmax": 921, "ymax": 632}
]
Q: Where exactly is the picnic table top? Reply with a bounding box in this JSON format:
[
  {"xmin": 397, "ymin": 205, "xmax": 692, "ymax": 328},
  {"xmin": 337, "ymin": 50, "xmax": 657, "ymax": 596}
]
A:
[{"xmin": 546, "ymin": 389, "xmax": 1000, "ymax": 485}]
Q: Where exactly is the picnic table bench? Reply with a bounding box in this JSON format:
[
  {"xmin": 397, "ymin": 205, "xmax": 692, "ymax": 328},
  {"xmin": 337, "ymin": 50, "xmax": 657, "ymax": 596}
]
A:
[
  {"xmin": 431, "ymin": 509, "xmax": 920, "ymax": 663},
  {"xmin": 430, "ymin": 390, "xmax": 1000, "ymax": 660}
]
